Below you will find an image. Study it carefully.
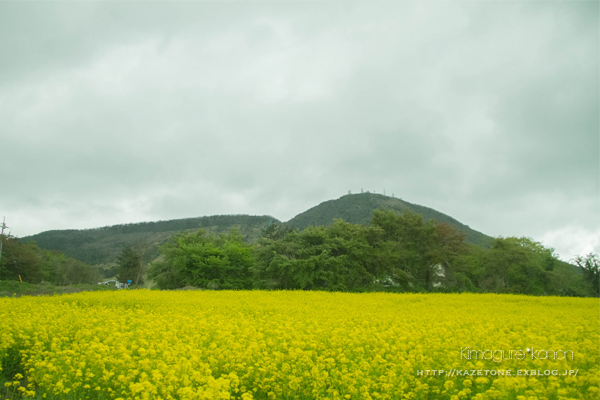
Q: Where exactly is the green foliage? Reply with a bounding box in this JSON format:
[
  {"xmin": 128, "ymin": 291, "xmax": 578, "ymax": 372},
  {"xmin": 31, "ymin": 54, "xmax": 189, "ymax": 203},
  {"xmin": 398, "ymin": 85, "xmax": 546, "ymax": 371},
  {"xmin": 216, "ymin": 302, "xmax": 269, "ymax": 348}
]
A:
[
  {"xmin": 18, "ymin": 194, "xmax": 494, "ymax": 268},
  {"xmin": 286, "ymin": 193, "xmax": 494, "ymax": 248},
  {"xmin": 0, "ymin": 235, "xmax": 100, "ymax": 286},
  {"xmin": 483, "ymin": 237, "xmax": 560, "ymax": 294},
  {"xmin": 253, "ymin": 220, "xmax": 389, "ymax": 291},
  {"xmin": 249, "ymin": 210, "xmax": 590, "ymax": 297},
  {"xmin": 20, "ymin": 194, "xmax": 495, "ymax": 267},
  {"xmin": 571, "ymin": 253, "xmax": 599, "ymax": 296},
  {"xmin": 1, "ymin": 346, "xmax": 23, "ymax": 381},
  {"xmin": 10, "ymin": 196, "xmax": 592, "ymax": 298},
  {"xmin": 116, "ymin": 246, "xmax": 145, "ymax": 285},
  {"xmin": 369, "ymin": 209, "xmax": 470, "ymax": 290},
  {"xmin": 0, "ymin": 235, "xmax": 43, "ymax": 283},
  {"xmin": 372, "ymin": 208, "xmax": 437, "ymax": 289},
  {"xmin": 20, "ymin": 215, "xmax": 279, "ymax": 266},
  {"xmin": 450, "ymin": 244, "xmax": 487, "ymax": 292},
  {"xmin": 449, "ymin": 237, "xmax": 591, "ymax": 296},
  {"xmin": 149, "ymin": 229, "xmax": 255, "ymax": 290},
  {"xmin": 41, "ymin": 251, "xmax": 101, "ymax": 286},
  {"xmin": 0, "ymin": 280, "xmax": 117, "ymax": 297},
  {"xmin": 96, "ymin": 261, "xmax": 120, "ymax": 279}
]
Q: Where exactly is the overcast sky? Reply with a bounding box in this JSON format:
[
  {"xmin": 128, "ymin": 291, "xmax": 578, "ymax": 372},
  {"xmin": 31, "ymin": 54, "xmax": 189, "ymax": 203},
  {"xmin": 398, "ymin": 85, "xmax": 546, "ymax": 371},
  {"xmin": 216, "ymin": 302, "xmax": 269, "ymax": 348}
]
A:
[{"xmin": 1, "ymin": 1, "xmax": 598, "ymax": 261}]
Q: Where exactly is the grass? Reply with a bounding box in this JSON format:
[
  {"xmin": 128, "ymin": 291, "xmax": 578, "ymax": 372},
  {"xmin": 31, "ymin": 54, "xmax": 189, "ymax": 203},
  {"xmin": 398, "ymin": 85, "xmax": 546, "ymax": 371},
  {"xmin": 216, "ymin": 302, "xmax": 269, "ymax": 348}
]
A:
[{"xmin": 0, "ymin": 280, "xmax": 119, "ymax": 297}]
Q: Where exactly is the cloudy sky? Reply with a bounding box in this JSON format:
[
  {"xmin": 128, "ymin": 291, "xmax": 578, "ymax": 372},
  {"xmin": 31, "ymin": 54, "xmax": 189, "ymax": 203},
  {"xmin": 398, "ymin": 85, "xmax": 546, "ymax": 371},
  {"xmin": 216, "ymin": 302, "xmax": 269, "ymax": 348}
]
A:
[{"xmin": 1, "ymin": 1, "xmax": 598, "ymax": 261}]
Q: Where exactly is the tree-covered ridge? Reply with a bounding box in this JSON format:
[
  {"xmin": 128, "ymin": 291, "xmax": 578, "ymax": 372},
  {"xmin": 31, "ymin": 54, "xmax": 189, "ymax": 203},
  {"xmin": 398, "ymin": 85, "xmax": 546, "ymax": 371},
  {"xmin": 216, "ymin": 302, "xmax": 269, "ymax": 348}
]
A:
[
  {"xmin": 14, "ymin": 193, "xmax": 564, "ymax": 276},
  {"xmin": 285, "ymin": 193, "xmax": 494, "ymax": 248},
  {"xmin": 0, "ymin": 235, "xmax": 101, "ymax": 286},
  {"xmin": 20, "ymin": 215, "xmax": 279, "ymax": 265},
  {"xmin": 6, "ymin": 205, "xmax": 596, "ymax": 297},
  {"xmin": 148, "ymin": 209, "xmax": 596, "ymax": 297}
]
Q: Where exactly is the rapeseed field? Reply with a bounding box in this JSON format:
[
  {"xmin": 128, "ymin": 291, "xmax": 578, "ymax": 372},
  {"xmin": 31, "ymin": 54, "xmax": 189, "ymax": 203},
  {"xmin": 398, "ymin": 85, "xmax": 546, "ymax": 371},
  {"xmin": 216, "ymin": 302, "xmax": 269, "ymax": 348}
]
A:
[{"xmin": 0, "ymin": 291, "xmax": 598, "ymax": 400}]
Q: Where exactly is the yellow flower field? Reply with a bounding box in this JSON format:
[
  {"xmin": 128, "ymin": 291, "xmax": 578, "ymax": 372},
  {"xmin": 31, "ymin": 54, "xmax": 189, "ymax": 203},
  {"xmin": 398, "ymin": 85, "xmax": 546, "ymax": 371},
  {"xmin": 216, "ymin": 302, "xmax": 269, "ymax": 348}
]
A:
[{"xmin": 0, "ymin": 291, "xmax": 598, "ymax": 400}]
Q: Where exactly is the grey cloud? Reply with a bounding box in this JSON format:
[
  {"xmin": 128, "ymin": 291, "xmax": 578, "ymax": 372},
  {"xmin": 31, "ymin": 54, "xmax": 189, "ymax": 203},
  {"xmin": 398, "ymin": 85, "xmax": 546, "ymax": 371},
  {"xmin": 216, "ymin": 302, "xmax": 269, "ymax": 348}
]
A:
[{"xmin": 1, "ymin": 1, "xmax": 597, "ymax": 260}]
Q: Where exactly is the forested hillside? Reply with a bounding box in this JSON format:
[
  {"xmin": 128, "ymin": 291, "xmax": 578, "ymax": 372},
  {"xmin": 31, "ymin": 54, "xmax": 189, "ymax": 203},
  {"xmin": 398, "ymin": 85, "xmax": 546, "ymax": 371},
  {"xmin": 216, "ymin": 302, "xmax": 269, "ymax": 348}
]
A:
[
  {"xmin": 148, "ymin": 209, "xmax": 597, "ymax": 297},
  {"xmin": 20, "ymin": 194, "xmax": 501, "ymax": 266},
  {"xmin": 21, "ymin": 215, "xmax": 279, "ymax": 265},
  {"xmin": 0, "ymin": 235, "xmax": 101, "ymax": 286},
  {"xmin": 286, "ymin": 193, "xmax": 494, "ymax": 248},
  {"xmin": 8, "ymin": 199, "xmax": 598, "ymax": 297}
]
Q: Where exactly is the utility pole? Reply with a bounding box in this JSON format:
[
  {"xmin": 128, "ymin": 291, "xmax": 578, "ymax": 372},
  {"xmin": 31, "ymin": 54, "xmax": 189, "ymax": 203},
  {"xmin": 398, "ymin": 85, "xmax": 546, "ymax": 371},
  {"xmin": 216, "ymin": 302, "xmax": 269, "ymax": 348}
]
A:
[{"xmin": 0, "ymin": 217, "xmax": 7, "ymax": 264}]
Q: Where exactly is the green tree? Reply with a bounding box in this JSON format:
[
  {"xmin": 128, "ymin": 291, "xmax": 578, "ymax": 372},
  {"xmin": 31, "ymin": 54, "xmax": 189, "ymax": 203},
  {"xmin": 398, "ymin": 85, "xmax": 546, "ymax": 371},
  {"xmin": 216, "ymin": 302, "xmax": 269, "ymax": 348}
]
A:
[
  {"xmin": 449, "ymin": 244, "xmax": 488, "ymax": 292},
  {"xmin": 0, "ymin": 235, "xmax": 100, "ymax": 285},
  {"xmin": 41, "ymin": 251, "xmax": 100, "ymax": 286},
  {"xmin": 252, "ymin": 228, "xmax": 302, "ymax": 289},
  {"xmin": 480, "ymin": 237, "xmax": 560, "ymax": 295},
  {"xmin": 571, "ymin": 253, "xmax": 599, "ymax": 296},
  {"xmin": 371, "ymin": 208, "xmax": 437, "ymax": 290},
  {"xmin": 116, "ymin": 246, "xmax": 144, "ymax": 285},
  {"xmin": 253, "ymin": 220, "xmax": 384, "ymax": 291},
  {"xmin": 149, "ymin": 229, "xmax": 254, "ymax": 290},
  {"xmin": 0, "ymin": 235, "xmax": 43, "ymax": 283}
]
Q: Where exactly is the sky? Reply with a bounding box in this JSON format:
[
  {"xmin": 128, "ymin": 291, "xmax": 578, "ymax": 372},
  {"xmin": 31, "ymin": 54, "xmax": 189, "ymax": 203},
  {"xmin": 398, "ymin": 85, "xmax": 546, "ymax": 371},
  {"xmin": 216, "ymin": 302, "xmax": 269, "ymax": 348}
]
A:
[{"xmin": 1, "ymin": 1, "xmax": 598, "ymax": 261}]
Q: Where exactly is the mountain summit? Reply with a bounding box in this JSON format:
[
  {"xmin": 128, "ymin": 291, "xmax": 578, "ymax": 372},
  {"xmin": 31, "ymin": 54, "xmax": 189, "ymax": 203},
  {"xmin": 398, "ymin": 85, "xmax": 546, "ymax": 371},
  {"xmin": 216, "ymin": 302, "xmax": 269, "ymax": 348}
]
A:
[
  {"xmin": 285, "ymin": 193, "xmax": 493, "ymax": 248},
  {"xmin": 22, "ymin": 193, "xmax": 492, "ymax": 265}
]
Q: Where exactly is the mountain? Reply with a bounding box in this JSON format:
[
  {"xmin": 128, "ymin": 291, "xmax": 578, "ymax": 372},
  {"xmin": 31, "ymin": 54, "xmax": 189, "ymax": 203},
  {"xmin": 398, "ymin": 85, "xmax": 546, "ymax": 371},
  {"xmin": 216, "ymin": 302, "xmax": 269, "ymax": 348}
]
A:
[
  {"xmin": 21, "ymin": 193, "xmax": 493, "ymax": 265},
  {"xmin": 21, "ymin": 215, "xmax": 279, "ymax": 265},
  {"xmin": 285, "ymin": 193, "xmax": 493, "ymax": 248}
]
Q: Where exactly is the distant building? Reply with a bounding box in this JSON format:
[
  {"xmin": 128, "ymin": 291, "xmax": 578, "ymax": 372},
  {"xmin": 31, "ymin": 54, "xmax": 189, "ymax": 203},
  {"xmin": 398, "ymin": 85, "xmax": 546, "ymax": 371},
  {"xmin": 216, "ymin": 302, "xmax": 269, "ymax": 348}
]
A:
[{"xmin": 98, "ymin": 280, "xmax": 129, "ymax": 289}]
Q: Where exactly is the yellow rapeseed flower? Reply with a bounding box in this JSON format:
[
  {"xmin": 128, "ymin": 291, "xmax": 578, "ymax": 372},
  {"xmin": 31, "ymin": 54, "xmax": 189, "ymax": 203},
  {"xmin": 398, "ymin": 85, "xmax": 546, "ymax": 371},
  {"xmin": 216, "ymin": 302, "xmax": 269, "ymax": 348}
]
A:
[{"xmin": 0, "ymin": 291, "xmax": 597, "ymax": 399}]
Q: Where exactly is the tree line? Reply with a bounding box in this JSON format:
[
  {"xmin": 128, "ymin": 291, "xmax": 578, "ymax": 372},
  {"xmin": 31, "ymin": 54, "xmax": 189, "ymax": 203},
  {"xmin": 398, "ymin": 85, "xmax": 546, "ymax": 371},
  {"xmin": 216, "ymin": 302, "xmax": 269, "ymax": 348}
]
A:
[
  {"xmin": 3, "ymin": 208, "xmax": 596, "ymax": 296},
  {"xmin": 148, "ymin": 209, "xmax": 599, "ymax": 297},
  {"xmin": 0, "ymin": 235, "xmax": 102, "ymax": 286},
  {"xmin": 20, "ymin": 215, "xmax": 276, "ymax": 266}
]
